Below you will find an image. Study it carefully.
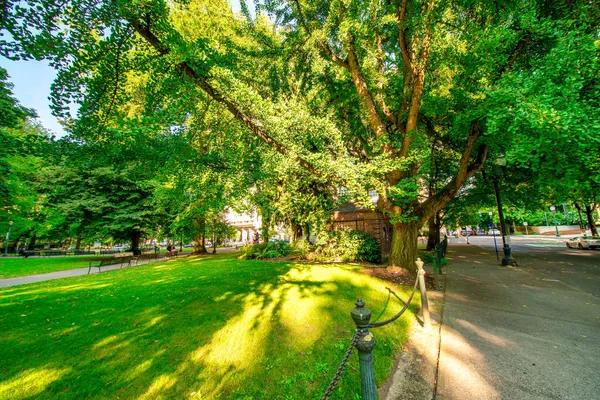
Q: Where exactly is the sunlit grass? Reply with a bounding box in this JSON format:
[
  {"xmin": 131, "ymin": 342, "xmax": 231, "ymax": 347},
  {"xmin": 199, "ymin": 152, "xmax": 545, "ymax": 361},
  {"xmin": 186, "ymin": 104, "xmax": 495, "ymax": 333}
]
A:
[
  {"xmin": 0, "ymin": 253, "xmax": 417, "ymax": 399},
  {"xmin": 0, "ymin": 257, "xmax": 100, "ymax": 279}
]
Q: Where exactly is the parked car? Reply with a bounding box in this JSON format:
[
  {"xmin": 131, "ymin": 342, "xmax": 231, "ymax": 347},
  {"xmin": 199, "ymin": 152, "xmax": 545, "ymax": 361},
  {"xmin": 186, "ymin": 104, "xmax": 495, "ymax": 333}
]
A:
[
  {"xmin": 488, "ymin": 229, "xmax": 501, "ymax": 236},
  {"xmin": 566, "ymin": 236, "xmax": 600, "ymax": 250}
]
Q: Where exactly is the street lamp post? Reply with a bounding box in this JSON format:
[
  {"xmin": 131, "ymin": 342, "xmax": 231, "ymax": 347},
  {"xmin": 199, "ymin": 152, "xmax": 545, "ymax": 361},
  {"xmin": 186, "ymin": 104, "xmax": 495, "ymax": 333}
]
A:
[
  {"xmin": 4, "ymin": 221, "xmax": 14, "ymax": 257},
  {"xmin": 550, "ymin": 206, "xmax": 560, "ymax": 237},
  {"xmin": 493, "ymin": 157, "xmax": 516, "ymax": 266},
  {"xmin": 490, "ymin": 211, "xmax": 499, "ymax": 261}
]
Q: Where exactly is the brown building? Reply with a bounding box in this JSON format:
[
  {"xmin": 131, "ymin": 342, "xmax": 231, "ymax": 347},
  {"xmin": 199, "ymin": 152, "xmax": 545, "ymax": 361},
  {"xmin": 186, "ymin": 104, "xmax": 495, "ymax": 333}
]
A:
[{"xmin": 330, "ymin": 202, "xmax": 392, "ymax": 254}]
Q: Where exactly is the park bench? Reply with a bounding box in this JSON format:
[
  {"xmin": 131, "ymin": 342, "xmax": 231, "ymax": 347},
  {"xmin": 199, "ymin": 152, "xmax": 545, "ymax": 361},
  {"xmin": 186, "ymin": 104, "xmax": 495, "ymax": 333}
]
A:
[
  {"xmin": 133, "ymin": 250, "xmax": 158, "ymax": 265},
  {"xmin": 19, "ymin": 250, "xmax": 38, "ymax": 258},
  {"xmin": 100, "ymin": 250, "xmax": 120, "ymax": 255},
  {"xmin": 73, "ymin": 249, "xmax": 96, "ymax": 256},
  {"xmin": 88, "ymin": 253, "xmax": 133, "ymax": 274},
  {"xmin": 43, "ymin": 250, "xmax": 68, "ymax": 256},
  {"xmin": 167, "ymin": 250, "xmax": 178, "ymax": 257}
]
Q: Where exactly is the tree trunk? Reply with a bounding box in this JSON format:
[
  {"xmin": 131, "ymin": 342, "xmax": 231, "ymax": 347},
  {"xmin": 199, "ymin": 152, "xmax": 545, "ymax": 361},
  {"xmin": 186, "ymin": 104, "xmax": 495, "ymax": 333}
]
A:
[
  {"xmin": 76, "ymin": 233, "xmax": 82, "ymax": 250},
  {"xmin": 131, "ymin": 231, "xmax": 141, "ymax": 255},
  {"xmin": 27, "ymin": 234, "xmax": 36, "ymax": 250},
  {"xmin": 388, "ymin": 222, "xmax": 420, "ymax": 273},
  {"xmin": 426, "ymin": 212, "xmax": 441, "ymax": 251},
  {"xmin": 261, "ymin": 211, "xmax": 271, "ymax": 244},
  {"xmin": 193, "ymin": 216, "xmax": 208, "ymax": 254},
  {"xmin": 290, "ymin": 224, "xmax": 303, "ymax": 242},
  {"xmin": 212, "ymin": 232, "xmax": 217, "ymax": 254},
  {"xmin": 584, "ymin": 205, "xmax": 598, "ymax": 236}
]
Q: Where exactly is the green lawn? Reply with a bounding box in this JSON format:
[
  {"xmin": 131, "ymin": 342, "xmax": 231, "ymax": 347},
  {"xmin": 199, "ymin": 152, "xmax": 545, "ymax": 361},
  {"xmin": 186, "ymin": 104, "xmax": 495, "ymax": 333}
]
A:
[
  {"xmin": 0, "ymin": 253, "xmax": 416, "ymax": 400},
  {"xmin": 0, "ymin": 257, "xmax": 100, "ymax": 279}
]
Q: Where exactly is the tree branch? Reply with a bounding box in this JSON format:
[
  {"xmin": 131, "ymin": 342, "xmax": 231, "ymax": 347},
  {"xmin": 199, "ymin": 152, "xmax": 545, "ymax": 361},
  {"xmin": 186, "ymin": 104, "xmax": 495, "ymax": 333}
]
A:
[
  {"xmin": 396, "ymin": 0, "xmax": 416, "ymax": 76},
  {"xmin": 126, "ymin": 16, "xmax": 323, "ymax": 177},
  {"xmin": 346, "ymin": 39, "xmax": 389, "ymax": 144},
  {"xmin": 418, "ymin": 122, "xmax": 488, "ymax": 220},
  {"xmin": 374, "ymin": 28, "xmax": 397, "ymax": 126}
]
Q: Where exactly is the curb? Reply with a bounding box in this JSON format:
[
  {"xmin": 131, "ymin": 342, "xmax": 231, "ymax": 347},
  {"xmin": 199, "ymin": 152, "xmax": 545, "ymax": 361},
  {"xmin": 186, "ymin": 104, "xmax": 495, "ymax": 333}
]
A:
[{"xmin": 380, "ymin": 273, "xmax": 446, "ymax": 400}]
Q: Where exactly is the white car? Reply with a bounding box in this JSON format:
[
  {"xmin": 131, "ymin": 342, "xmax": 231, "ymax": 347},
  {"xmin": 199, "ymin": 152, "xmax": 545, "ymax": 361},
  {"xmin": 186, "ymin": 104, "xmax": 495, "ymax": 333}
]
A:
[
  {"xmin": 488, "ymin": 229, "xmax": 501, "ymax": 236},
  {"xmin": 566, "ymin": 236, "xmax": 600, "ymax": 250}
]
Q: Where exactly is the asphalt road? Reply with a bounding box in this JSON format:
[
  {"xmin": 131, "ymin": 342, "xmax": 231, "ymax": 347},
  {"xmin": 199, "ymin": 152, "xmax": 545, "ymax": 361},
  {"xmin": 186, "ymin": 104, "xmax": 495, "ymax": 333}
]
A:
[
  {"xmin": 435, "ymin": 238, "xmax": 600, "ymax": 400},
  {"xmin": 450, "ymin": 235, "xmax": 600, "ymax": 297}
]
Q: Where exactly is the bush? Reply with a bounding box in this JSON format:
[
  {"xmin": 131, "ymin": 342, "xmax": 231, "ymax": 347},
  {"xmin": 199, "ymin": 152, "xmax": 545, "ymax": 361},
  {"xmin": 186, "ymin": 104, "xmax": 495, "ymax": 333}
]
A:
[
  {"xmin": 311, "ymin": 230, "xmax": 380, "ymax": 263},
  {"xmin": 240, "ymin": 240, "xmax": 292, "ymax": 260},
  {"xmin": 419, "ymin": 250, "xmax": 449, "ymax": 266},
  {"xmin": 291, "ymin": 238, "xmax": 312, "ymax": 258}
]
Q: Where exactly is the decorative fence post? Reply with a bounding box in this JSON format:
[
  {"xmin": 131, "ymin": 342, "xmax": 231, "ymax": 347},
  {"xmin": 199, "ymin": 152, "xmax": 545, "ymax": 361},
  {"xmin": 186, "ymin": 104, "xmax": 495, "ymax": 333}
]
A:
[
  {"xmin": 351, "ymin": 299, "xmax": 378, "ymax": 400},
  {"xmin": 415, "ymin": 258, "xmax": 431, "ymax": 330}
]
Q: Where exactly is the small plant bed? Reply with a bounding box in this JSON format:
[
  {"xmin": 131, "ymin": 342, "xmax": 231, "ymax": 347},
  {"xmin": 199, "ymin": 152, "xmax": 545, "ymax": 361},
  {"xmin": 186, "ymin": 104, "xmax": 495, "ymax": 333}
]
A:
[
  {"xmin": 0, "ymin": 253, "xmax": 417, "ymax": 399},
  {"xmin": 0, "ymin": 257, "xmax": 102, "ymax": 279},
  {"xmin": 241, "ymin": 230, "xmax": 382, "ymax": 264},
  {"xmin": 361, "ymin": 267, "xmax": 436, "ymax": 290}
]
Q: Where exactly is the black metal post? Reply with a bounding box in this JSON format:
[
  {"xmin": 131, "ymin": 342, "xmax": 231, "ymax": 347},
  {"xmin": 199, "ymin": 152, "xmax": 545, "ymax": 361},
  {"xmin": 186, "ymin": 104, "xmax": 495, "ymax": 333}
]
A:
[
  {"xmin": 492, "ymin": 179, "xmax": 516, "ymax": 266},
  {"xmin": 351, "ymin": 300, "xmax": 377, "ymax": 400}
]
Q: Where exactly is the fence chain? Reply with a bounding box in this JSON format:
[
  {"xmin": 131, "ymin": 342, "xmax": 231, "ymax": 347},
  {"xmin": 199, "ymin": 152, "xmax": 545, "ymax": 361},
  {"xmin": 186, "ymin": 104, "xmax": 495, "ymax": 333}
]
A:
[
  {"xmin": 320, "ymin": 329, "xmax": 361, "ymax": 400},
  {"xmin": 367, "ymin": 274, "xmax": 420, "ymax": 328}
]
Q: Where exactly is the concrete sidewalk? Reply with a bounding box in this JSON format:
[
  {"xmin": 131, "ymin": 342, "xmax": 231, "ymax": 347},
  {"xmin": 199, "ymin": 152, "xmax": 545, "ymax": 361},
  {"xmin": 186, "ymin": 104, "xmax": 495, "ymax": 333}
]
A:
[
  {"xmin": 436, "ymin": 243, "xmax": 599, "ymax": 399},
  {"xmin": 0, "ymin": 254, "xmax": 189, "ymax": 289}
]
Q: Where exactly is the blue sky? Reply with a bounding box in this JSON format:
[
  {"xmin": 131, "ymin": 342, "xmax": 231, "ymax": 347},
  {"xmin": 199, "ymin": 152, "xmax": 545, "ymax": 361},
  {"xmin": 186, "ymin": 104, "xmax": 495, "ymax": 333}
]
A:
[{"xmin": 0, "ymin": 0, "xmax": 249, "ymax": 138}]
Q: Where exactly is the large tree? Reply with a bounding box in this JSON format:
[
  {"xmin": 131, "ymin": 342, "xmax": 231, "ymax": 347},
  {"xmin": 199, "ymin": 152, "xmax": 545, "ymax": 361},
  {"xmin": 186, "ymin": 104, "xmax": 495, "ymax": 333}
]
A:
[{"xmin": 3, "ymin": 0, "xmax": 596, "ymax": 270}]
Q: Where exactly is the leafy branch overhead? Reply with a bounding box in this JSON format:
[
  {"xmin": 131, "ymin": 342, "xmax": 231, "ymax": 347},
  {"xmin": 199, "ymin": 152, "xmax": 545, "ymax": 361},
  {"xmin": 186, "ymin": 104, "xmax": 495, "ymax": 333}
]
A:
[{"xmin": 1, "ymin": 0, "xmax": 597, "ymax": 269}]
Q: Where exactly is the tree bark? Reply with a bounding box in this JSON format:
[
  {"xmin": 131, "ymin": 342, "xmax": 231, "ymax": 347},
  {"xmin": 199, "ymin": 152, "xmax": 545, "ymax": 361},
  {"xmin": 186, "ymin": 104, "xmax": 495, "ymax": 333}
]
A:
[
  {"xmin": 76, "ymin": 233, "xmax": 82, "ymax": 250},
  {"xmin": 193, "ymin": 216, "xmax": 208, "ymax": 254},
  {"xmin": 584, "ymin": 205, "xmax": 598, "ymax": 236},
  {"xmin": 290, "ymin": 224, "xmax": 303, "ymax": 242},
  {"xmin": 27, "ymin": 234, "xmax": 36, "ymax": 251},
  {"xmin": 388, "ymin": 222, "xmax": 420, "ymax": 273},
  {"xmin": 261, "ymin": 211, "xmax": 271, "ymax": 244},
  {"xmin": 131, "ymin": 231, "xmax": 141, "ymax": 255},
  {"xmin": 426, "ymin": 212, "xmax": 441, "ymax": 251}
]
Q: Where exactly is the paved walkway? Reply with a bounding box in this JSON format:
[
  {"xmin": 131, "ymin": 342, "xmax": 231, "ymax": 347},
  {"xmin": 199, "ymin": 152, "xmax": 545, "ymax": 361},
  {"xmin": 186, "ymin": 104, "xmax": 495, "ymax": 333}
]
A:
[
  {"xmin": 0, "ymin": 254, "xmax": 189, "ymax": 289},
  {"xmin": 435, "ymin": 243, "xmax": 599, "ymax": 399}
]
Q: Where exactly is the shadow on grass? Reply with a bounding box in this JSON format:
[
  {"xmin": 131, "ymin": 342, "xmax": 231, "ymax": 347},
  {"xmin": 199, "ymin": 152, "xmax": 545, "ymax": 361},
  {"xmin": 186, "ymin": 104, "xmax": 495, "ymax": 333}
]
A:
[{"xmin": 0, "ymin": 253, "xmax": 415, "ymax": 400}]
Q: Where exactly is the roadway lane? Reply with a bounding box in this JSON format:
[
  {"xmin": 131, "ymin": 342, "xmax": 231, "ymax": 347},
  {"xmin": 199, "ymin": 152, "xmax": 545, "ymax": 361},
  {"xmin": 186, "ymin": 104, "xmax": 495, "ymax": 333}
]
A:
[
  {"xmin": 435, "ymin": 240, "xmax": 600, "ymax": 400},
  {"xmin": 448, "ymin": 235, "xmax": 600, "ymax": 297}
]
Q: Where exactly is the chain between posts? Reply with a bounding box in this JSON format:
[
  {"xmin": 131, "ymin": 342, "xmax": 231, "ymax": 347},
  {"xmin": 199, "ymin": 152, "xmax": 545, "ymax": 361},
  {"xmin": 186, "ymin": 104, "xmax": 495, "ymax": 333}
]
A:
[
  {"xmin": 320, "ymin": 329, "xmax": 361, "ymax": 400},
  {"xmin": 320, "ymin": 273, "xmax": 421, "ymax": 399}
]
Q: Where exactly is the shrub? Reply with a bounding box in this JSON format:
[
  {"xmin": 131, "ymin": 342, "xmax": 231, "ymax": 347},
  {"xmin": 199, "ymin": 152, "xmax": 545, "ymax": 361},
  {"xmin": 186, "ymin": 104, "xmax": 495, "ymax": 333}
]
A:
[
  {"xmin": 291, "ymin": 238, "xmax": 312, "ymax": 258},
  {"xmin": 312, "ymin": 230, "xmax": 380, "ymax": 263},
  {"xmin": 419, "ymin": 250, "xmax": 449, "ymax": 266},
  {"xmin": 240, "ymin": 240, "xmax": 292, "ymax": 260},
  {"xmin": 262, "ymin": 250, "xmax": 282, "ymax": 259}
]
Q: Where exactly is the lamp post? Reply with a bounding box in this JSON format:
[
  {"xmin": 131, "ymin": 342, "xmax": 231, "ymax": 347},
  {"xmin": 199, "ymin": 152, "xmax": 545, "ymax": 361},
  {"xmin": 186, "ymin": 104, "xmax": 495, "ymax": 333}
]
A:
[
  {"xmin": 493, "ymin": 157, "xmax": 516, "ymax": 266},
  {"xmin": 550, "ymin": 206, "xmax": 560, "ymax": 237},
  {"xmin": 4, "ymin": 221, "xmax": 13, "ymax": 257},
  {"xmin": 490, "ymin": 211, "xmax": 499, "ymax": 261}
]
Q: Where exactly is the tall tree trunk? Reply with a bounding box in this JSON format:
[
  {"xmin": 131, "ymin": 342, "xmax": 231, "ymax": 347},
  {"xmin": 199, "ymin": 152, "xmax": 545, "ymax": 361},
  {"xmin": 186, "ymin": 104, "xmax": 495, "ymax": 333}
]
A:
[
  {"xmin": 193, "ymin": 216, "xmax": 208, "ymax": 254},
  {"xmin": 27, "ymin": 234, "xmax": 36, "ymax": 250},
  {"xmin": 131, "ymin": 231, "xmax": 141, "ymax": 255},
  {"xmin": 76, "ymin": 233, "xmax": 82, "ymax": 250},
  {"xmin": 303, "ymin": 223, "xmax": 311, "ymax": 241},
  {"xmin": 10, "ymin": 238, "xmax": 20, "ymax": 254},
  {"xmin": 290, "ymin": 223, "xmax": 303, "ymax": 242},
  {"xmin": 584, "ymin": 205, "xmax": 598, "ymax": 236},
  {"xmin": 261, "ymin": 211, "xmax": 271, "ymax": 244},
  {"xmin": 574, "ymin": 203, "xmax": 585, "ymax": 229},
  {"xmin": 426, "ymin": 212, "xmax": 441, "ymax": 251},
  {"xmin": 212, "ymin": 231, "xmax": 217, "ymax": 254},
  {"xmin": 388, "ymin": 222, "xmax": 420, "ymax": 273}
]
